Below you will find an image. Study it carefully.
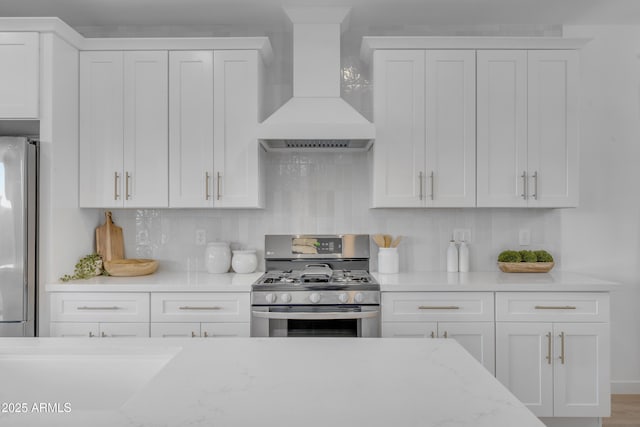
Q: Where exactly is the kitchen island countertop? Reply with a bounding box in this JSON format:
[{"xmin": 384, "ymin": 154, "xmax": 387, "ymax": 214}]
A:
[{"xmin": 0, "ymin": 337, "xmax": 543, "ymax": 427}]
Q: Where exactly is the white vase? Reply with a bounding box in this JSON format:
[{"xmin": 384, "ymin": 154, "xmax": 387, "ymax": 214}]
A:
[
  {"xmin": 205, "ymin": 242, "xmax": 231, "ymax": 274},
  {"xmin": 378, "ymin": 247, "xmax": 399, "ymax": 274},
  {"xmin": 232, "ymin": 250, "xmax": 258, "ymax": 274}
]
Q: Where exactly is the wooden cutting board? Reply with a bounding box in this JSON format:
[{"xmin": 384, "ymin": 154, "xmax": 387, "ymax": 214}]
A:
[{"xmin": 96, "ymin": 211, "xmax": 124, "ymax": 261}]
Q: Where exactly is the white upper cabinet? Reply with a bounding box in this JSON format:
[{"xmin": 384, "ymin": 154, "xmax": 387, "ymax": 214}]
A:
[
  {"xmin": 169, "ymin": 51, "xmax": 214, "ymax": 208},
  {"xmin": 372, "ymin": 50, "xmax": 475, "ymax": 208},
  {"xmin": 213, "ymin": 50, "xmax": 263, "ymax": 208},
  {"xmin": 79, "ymin": 51, "xmax": 169, "ymax": 208},
  {"xmin": 0, "ymin": 32, "xmax": 39, "ymax": 118},
  {"xmin": 372, "ymin": 50, "xmax": 426, "ymax": 208},
  {"xmin": 425, "ymin": 50, "xmax": 476, "ymax": 207},
  {"xmin": 477, "ymin": 50, "xmax": 579, "ymax": 207}
]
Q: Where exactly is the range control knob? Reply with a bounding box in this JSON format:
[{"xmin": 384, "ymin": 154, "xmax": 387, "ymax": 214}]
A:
[
  {"xmin": 280, "ymin": 293, "xmax": 292, "ymax": 303},
  {"xmin": 309, "ymin": 293, "xmax": 321, "ymax": 304},
  {"xmin": 265, "ymin": 293, "xmax": 277, "ymax": 304},
  {"xmin": 354, "ymin": 293, "xmax": 365, "ymax": 304},
  {"xmin": 338, "ymin": 293, "xmax": 349, "ymax": 303}
]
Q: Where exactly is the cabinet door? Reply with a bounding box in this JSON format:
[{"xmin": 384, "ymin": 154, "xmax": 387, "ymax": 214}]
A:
[
  {"xmin": 0, "ymin": 32, "xmax": 39, "ymax": 118},
  {"xmin": 382, "ymin": 322, "xmax": 437, "ymax": 338},
  {"xmin": 201, "ymin": 323, "xmax": 250, "ymax": 338},
  {"xmin": 527, "ymin": 50, "xmax": 579, "ymax": 207},
  {"xmin": 99, "ymin": 323, "xmax": 150, "ymax": 338},
  {"xmin": 151, "ymin": 322, "xmax": 201, "ymax": 338},
  {"xmin": 476, "ymin": 50, "xmax": 528, "ymax": 207},
  {"xmin": 123, "ymin": 51, "xmax": 169, "ymax": 207},
  {"xmin": 553, "ymin": 323, "xmax": 610, "ymax": 417},
  {"xmin": 169, "ymin": 51, "xmax": 214, "ymax": 208},
  {"xmin": 372, "ymin": 50, "xmax": 426, "ymax": 207},
  {"xmin": 425, "ymin": 50, "xmax": 476, "ymax": 207},
  {"xmin": 79, "ymin": 51, "xmax": 124, "ymax": 208},
  {"xmin": 50, "ymin": 322, "xmax": 99, "ymax": 338},
  {"xmin": 496, "ymin": 322, "xmax": 553, "ymax": 417},
  {"xmin": 438, "ymin": 322, "xmax": 495, "ymax": 375},
  {"xmin": 213, "ymin": 50, "xmax": 262, "ymax": 208}
]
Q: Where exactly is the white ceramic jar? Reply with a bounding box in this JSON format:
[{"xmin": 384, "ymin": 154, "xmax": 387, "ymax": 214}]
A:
[
  {"xmin": 205, "ymin": 242, "xmax": 231, "ymax": 274},
  {"xmin": 231, "ymin": 249, "xmax": 258, "ymax": 274},
  {"xmin": 378, "ymin": 247, "xmax": 399, "ymax": 274}
]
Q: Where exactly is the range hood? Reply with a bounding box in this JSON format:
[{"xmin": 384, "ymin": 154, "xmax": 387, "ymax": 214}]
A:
[{"xmin": 258, "ymin": 7, "xmax": 375, "ymax": 151}]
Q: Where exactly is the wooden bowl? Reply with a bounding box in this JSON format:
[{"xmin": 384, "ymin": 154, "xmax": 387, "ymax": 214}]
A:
[
  {"xmin": 104, "ymin": 259, "xmax": 158, "ymax": 277},
  {"xmin": 498, "ymin": 262, "xmax": 554, "ymax": 273}
]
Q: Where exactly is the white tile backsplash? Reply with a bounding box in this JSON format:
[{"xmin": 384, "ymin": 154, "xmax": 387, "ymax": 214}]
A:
[{"xmin": 110, "ymin": 153, "xmax": 561, "ymax": 273}]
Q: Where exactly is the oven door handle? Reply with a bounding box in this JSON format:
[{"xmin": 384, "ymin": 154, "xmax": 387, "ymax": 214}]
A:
[{"xmin": 252, "ymin": 310, "xmax": 380, "ymax": 320}]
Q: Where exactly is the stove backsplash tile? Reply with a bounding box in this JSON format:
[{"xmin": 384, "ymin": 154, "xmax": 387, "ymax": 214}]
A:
[{"xmin": 108, "ymin": 153, "xmax": 561, "ymax": 273}]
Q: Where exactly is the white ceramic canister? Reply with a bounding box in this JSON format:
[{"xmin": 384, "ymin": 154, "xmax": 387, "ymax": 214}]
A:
[
  {"xmin": 231, "ymin": 249, "xmax": 258, "ymax": 274},
  {"xmin": 205, "ymin": 242, "xmax": 231, "ymax": 274},
  {"xmin": 378, "ymin": 247, "xmax": 399, "ymax": 274}
]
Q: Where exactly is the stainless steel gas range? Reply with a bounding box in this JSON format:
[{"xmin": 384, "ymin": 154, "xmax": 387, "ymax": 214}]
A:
[{"xmin": 251, "ymin": 235, "xmax": 380, "ymax": 338}]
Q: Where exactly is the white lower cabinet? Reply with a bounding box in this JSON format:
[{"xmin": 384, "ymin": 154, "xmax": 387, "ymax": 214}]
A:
[
  {"xmin": 150, "ymin": 292, "xmax": 250, "ymax": 338},
  {"xmin": 382, "ymin": 292, "xmax": 495, "ymax": 374},
  {"xmin": 50, "ymin": 322, "xmax": 149, "ymax": 338},
  {"xmin": 496, "ymin": 292, "xmax": 610, "ymax": 418}
]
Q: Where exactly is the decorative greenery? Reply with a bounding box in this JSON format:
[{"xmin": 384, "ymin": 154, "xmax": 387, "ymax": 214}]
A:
[
  {"xmin": 519, "ymin": 250, "xmax": 538, "ymax": 263},
  {"xmin": 534, "ymin": 250, "xmax": 554, "ymax": 262},
  {"xmin": 60, "ymin": 254, "xmax": 109, "ymax": 282},
  {"xmin": 498, "ymin": 249, "xmax": 554, "ymax": 263},
  {"xmin": 498, "ymin": 250, "xmax": 522, "ymax": 263}
]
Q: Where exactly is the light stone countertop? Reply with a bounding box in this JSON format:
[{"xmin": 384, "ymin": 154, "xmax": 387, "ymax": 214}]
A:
[
  {"xmin": 45, "ymin": 270, "xmax": 617, "ymax": 293},
  {"xmin": 373, "ymin": 271, "xmax": 618, "ymax": 292},
  {"xmin": 45, "ymin": 270, "xmax": 263, "ymax": 292},
  {"xmin": 0, "ymin": 337, "xmax": 544, "ymax": 427}
]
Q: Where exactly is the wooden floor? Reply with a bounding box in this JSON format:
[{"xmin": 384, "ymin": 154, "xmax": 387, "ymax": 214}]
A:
[{"xmin": 603, "ymin": 395, "xmax": 640, "ymax": 427}]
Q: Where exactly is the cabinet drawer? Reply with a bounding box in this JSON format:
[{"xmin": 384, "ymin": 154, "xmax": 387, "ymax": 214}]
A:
[
  {"xmin": 50, "ymin": 293, "xmax": 150, "ymax": 322},
  {"xmin": 382, "ymin": 292, "xmax": 494, "ymax": 322},
  {"xmin": 151, "ymin": 293, "xmax": 250, "ymax": 322},
  {"xmin": 496, "ymin": 292, "xmax": 609, "ymax": 322}
]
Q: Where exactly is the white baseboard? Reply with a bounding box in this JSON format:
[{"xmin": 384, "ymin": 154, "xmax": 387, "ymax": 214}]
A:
[{"xmin": 611, "ymin": 381, "xmax": 640, "ymax": 394}]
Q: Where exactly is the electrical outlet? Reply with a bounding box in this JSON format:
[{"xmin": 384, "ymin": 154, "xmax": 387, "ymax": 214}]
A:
[
  {"xmin": 195, "ymin": 229, "xmax": 207, "ymax": 246},
  {"xmin": 519, "ymin": 229, "xmax": 531, "ymax": 246},
  {"xmin": 453, "ymin": 229, "xmax": 471, "ymax": 243}
]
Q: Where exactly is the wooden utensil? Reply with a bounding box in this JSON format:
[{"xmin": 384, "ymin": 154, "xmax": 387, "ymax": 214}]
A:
[
  {"xmin": 96, "ymin": 211, "xmax": 125, "ymax": 261},
  {"xmin": 391, "ymin": 236, "xmax": 402, "ymax": 248},
  {"xmin": 373, "ymin": 234, "xmax": 386, "ymax": 248},
  {"xmin": 383, "ymin": 234, "xmax": 392, "ymax": 248}
]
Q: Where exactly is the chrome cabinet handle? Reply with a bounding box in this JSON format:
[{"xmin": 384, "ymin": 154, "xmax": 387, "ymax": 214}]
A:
[
  {"xmin": 418, "ymin": 172, "xmax": 423, "ymax": 200},
  {"xmin": 205, "ymin": 172, "xmax": 211, "ymax": 200},
  {"xmin": 179, "ymin": 306, "xmax": 222, "ymax": 310},
  {"xmin": 191, "ymin": 331, "xmax": 197, "ymax": 338},
  {"xmin": 521, "ymin": 171, "xmax": 527, "ymax": 199},
  {"xmin": 216, "ymin": 172, "xmax": 221, "ymax": 200},
  {"xmin": 101, "ymin": 332, "xmax": 107, "ymax": 338},
  {"xmin": 89, "ymin": 331, "xmax": 95, "ymax": 338},
  {"xmin": 203, "ymin": 331, "xmax": 209, "ymax": 338},
  {"xmin": 429, "ymin": 171, "xmax": 434, "ymax": 200},
  {"xmin": 535, "ymin": 305, "xmax": 577, "ymax": 310},
  {"xmin": 430, "ymin": 331, "xmax": 435, "ymax": 338},
  {"xmin": 443, "ymin": 331, "xmax": 448, "ymax": 339},
  {"xmin": 418, "ymin": 306, "xmax": 460, "ymax": 310},
  {"xmin": 546, "ymin": 332, "xmax": 552, "ymax": 365},
  {"xmin": 252, "ymin": 311, "xmax": 379, "ymax": 320},
  {"xmin": 77, "ymin": 306, "xmax": 121, "ymax": 310},
  {"xmin": 114, "ymin": 172, "xmax": 120, "ymax": 200},
  {"xmin": 559, "ymin": 331, "xmax": 566, "ymax": 364},
  {"xmin": 125, "ymin": 172, "xmax": 131, "ymax": 200},
  {"xmin": 532, "ymin": 171, "xmax": 538, "ymax": 200}
]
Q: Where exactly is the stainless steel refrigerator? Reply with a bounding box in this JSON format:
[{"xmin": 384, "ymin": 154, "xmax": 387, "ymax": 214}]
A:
[{"xmin": 0, "ymin": 137, "xmax": 37, "ymax": 337}]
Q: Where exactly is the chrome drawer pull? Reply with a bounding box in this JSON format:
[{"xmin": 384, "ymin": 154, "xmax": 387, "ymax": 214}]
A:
[
  {"xmin": 534, "ymin": 305, "xmax": 577, "ymax": 310},
  {"xmin": 179, "ymin": 306, "xmax": 222, "ymax": 310},
  {"xmin": 77, "ymin": 306, "xmax": 121, "ymax": 310},
  {"xmin": 546, "ymin": 332, "xmax": 552, "ymax": 365},
  {"xmin": 418, "ymin": 306, "xmax": 460, "ymax": 310},
  {"xmin": 559, "ymin": 331, "xmax": 566, "ymax": 364}
]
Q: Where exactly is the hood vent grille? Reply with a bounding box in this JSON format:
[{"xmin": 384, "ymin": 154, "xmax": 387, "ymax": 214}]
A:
[{"xmin": 260, "ymin": 139, "xmax": 372, "ymax": 152}]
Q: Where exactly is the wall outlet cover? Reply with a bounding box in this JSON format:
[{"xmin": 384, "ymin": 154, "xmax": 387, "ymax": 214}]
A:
[{"xmin": 195, "ymin": 229, "xmax": 207, "ymax": 246}]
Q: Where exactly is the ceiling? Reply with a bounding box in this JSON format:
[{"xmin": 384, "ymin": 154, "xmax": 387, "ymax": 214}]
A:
[{"xmin": 1, "ymin": 0, "xmax": 640, "ymax": 32}]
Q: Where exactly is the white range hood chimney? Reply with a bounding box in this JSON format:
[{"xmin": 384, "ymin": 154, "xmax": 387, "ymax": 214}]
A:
[{"xmin": 258, "ymin": 7, "xmax": 375, "ymax": 151}]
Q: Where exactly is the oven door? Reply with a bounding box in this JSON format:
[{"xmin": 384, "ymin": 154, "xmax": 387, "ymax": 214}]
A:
[{"xmin": 251, "ymin": 305, "xmax": 380, "ymax": 338}]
